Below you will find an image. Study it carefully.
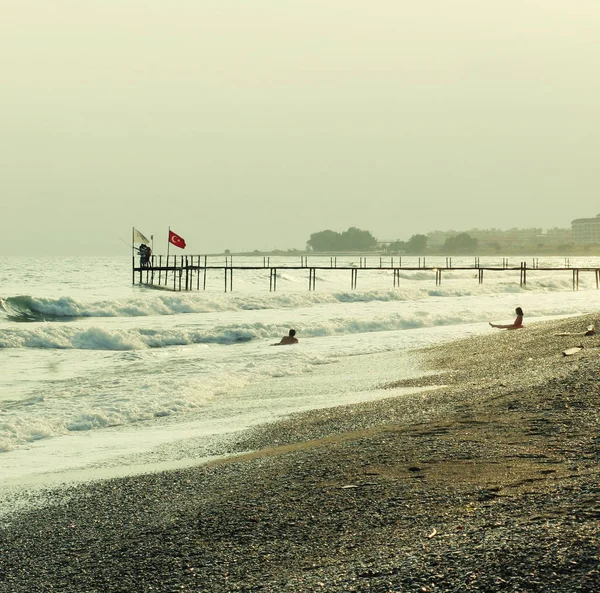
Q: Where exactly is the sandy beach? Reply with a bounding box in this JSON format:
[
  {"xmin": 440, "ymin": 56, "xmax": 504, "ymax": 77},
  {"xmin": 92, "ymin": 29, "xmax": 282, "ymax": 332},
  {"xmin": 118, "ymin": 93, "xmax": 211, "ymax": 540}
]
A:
[{"xmin": 2, "ymin": 314, "xmax": 600, "ymax": 592}]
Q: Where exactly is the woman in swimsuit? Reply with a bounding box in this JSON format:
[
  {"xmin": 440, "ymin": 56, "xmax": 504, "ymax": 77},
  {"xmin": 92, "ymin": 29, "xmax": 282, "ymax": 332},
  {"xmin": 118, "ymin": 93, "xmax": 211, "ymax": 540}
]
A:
[{"xmin": 489, "ymin": 307, "xmax": 524, "ymax": 330}]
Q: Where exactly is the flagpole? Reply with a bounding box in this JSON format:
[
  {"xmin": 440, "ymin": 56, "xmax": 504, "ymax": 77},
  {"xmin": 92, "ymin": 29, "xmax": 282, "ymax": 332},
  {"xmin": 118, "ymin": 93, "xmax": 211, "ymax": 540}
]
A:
[
  {"xmin": 167, "ymin": 226, "xmax": 170, "ymax": 260},
  {"xmin": 132, "ymin": 226, "xmax": 135, "ymax": 285}
]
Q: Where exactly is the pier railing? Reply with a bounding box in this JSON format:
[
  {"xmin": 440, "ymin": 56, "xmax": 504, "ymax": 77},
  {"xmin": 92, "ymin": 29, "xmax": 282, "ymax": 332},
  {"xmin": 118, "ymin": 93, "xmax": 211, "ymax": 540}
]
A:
[{"xmin": 132, "ymin": 255, "xmax": 600, "ymax": 292}]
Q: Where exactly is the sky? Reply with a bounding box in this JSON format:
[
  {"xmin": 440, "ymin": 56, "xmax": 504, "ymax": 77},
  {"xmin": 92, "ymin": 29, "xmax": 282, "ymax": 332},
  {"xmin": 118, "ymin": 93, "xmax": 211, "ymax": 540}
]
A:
[{"xmin": 2, "ymin": 1, "xmax": 600, "ymax": 255}]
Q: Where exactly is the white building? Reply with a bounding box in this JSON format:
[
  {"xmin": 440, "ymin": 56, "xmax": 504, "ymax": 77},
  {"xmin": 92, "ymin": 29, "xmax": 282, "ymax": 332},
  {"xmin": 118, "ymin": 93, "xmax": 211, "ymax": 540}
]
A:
[{"xmin": 571, "ymin": 214, "xmax": 600, "ymax": 244}]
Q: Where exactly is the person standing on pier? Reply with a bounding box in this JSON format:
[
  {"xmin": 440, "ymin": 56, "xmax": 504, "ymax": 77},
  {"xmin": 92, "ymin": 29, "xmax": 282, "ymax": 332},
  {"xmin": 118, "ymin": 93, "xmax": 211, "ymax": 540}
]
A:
[
  {"xmin": 273, "ymin": 329, "xmax": 299, "ymax": 345},
  {"xmin": 489, "ymin": 307, "xmax": 524, "ymax": 330},
  {"xmin": 138, "ymin": 244, "xmax": 151, "ymax": 267}
]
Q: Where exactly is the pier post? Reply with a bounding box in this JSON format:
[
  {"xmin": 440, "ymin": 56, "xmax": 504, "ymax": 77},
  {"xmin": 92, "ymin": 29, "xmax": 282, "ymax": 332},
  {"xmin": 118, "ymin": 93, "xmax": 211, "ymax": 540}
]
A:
[
  {"xmin": 596, "ymin": 270, "xmax": 599, "ymax": 289},
  {"xmin": 519, "ymin": 262, "xmax": 522, "ymax": 286},
  {"xmin": 520, "ymin": 262, "xmax": 527, "ymax": 287},
  {"xmin": 478, "ymin": 269, "xmax": 484, "ymax": 284},
  {"xmin": 203, "ymin": 256, "xmax": 207, "ymax": 290},
  {"xmin": 308, "ymin": 268, "xmax": 316, "ymax": 291}
]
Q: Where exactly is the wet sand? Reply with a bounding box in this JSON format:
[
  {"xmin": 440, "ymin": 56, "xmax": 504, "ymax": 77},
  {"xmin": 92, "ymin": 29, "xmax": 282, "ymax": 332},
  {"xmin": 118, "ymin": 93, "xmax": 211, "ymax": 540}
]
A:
[{"xmin": 1, "ymin": 315, "xmax": 600, "ymax": 592}]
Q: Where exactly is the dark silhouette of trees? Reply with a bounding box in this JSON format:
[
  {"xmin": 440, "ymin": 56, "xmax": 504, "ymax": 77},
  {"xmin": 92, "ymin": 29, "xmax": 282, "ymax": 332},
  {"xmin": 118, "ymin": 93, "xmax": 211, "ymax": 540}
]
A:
[
  {"xmin": 307, "ymin": 227, "xmax": 378, "ymax": 252},
  {"xmin": 443, "ymin": 232, "xmax": 478, "ymax": 253},
  {"xmin": 339, "ymin": 227, "xmax": 378, "ymax": 251},
  {"xmin": 306, "ymin": 230, "xmax": 341, "ymax": 251},
  {"xmin": 388, "ymin": 240, "xmax": 406, "ymax": 253},
  {"xmin": 404, "ymin": 234, "xmax": 428, "ymax": 254}
]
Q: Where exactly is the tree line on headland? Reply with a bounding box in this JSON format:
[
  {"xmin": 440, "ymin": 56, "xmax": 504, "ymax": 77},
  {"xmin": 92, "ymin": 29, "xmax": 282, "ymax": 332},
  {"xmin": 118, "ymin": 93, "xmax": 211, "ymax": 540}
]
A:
[
  {"xmin": 307, "ymin": 228, "xmax": 477, "ymax": 254},
  {"xmin": 304, "ymin": 227, "xmax": 588, "ymax": 255}
]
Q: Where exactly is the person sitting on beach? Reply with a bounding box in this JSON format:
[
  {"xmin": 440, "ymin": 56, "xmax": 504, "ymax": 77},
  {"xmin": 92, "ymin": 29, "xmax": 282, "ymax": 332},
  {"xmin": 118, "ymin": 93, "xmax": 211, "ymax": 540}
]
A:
[
  {"xmin": 273, "ymin": 329, "xmax": 299, "ymax": 345},
  {"xmin": 489, "ymin": 307, "xmax": 524, "ymax": 330}
]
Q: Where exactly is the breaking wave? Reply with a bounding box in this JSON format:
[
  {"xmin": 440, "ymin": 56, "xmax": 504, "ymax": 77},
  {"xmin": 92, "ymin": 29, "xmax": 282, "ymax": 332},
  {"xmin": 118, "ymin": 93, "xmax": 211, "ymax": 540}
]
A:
[
  {"xmin": 0, "ymin": 302, "xmax": 575, "ymax": 351},
  {"xmin": 0, "ymin": 273, "xmax": 576, "ymax": 323}
]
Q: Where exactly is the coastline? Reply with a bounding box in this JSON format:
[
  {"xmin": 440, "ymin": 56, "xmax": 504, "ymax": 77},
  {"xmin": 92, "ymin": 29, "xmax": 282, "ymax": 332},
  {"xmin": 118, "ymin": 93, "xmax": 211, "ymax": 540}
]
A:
[{"xmin": 2, "ymin": 314, "xmax": 600, "ymax": 592}]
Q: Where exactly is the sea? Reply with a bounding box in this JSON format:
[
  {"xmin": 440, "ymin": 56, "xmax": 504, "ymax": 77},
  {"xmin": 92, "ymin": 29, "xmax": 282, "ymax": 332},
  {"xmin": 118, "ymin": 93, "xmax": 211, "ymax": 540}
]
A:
[{"xmin": 1, "ymin": 254, "xmax": 599, "ymax": 499}]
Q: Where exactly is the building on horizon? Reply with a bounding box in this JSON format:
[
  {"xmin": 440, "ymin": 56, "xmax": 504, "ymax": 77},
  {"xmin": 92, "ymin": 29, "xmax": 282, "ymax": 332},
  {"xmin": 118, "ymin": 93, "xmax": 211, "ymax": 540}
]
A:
[
  {"xmin": 571, "ymin": 214, "xmax": 600, "ymax": 244},
  {"xmin": 427, "ymin": 227, "xmax": 572, "ymax": 250}
]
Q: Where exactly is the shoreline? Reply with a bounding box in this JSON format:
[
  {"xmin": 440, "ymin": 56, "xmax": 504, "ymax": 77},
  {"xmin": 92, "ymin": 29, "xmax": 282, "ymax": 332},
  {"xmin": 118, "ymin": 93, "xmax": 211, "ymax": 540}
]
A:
[
  {"xmin": 0, "ymin": 346, "xmax": 431, "ymax": 498},
  {"xmin": 2, "ymin": 314, "xmax": 600, "ymax": 591}
]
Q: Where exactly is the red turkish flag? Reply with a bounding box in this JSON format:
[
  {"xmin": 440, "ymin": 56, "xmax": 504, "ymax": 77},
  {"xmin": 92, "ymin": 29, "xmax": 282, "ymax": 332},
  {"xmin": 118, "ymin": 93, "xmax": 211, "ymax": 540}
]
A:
[{"xmin": 169, "ymin": 230, "xmax": 186, "ymax": 249}]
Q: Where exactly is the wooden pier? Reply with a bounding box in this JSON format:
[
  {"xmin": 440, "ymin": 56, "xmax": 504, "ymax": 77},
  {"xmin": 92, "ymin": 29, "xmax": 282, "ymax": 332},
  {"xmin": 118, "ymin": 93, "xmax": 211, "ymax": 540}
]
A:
[{"xmin": 132, "ymin": 255, "xmax": 600, "ymax": 292}]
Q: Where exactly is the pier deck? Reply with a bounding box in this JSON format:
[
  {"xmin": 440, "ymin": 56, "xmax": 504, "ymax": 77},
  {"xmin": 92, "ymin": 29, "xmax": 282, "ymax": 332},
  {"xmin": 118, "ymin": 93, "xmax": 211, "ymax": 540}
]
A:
[{"xmin": 132, "ymin": 255, "xmax": 600, "ymax": 292}]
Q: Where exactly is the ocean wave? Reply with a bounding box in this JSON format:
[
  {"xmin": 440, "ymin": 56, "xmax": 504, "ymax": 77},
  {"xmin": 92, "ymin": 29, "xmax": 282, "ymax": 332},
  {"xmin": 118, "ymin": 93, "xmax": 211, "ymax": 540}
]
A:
[
  {"xmin": 0, "ymin": 307, "xmax": 526, "ymax": 351},
  {"xmin": 0, "ymin": 286, "xmax": 512, "ymax": 323},
  {"xmin": 0, "ymin": 269, "xmax": 583, "ymax": 325}
]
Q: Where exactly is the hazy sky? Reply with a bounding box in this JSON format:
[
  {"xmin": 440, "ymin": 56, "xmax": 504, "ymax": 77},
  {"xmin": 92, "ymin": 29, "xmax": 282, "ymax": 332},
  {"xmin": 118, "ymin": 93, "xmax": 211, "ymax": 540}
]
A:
[{"xmin": 3, "ymin": 1, "xmax": 600, "ymax": 255}]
